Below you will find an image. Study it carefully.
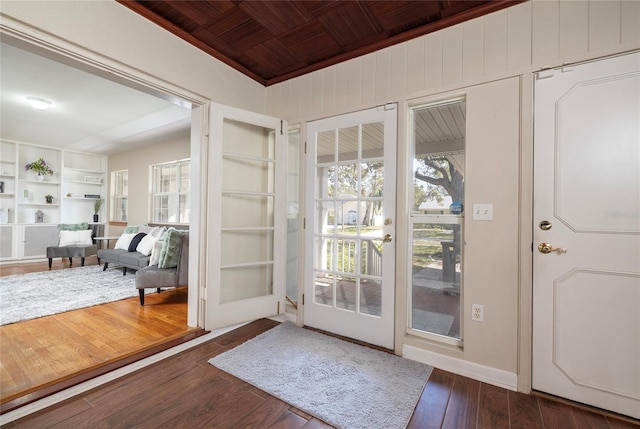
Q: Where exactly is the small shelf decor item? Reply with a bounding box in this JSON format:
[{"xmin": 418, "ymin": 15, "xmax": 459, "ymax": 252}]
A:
[
  {"xmin": 93, "ymin": 198, "xmax": 104, "ymax": 222},
  {"xmin": 45, "ymin": 194, "xmax": 54, "ymax": 204},
  {"xmin": 25, "ymin": 157, "xmax": 54, "ymax": 180}
]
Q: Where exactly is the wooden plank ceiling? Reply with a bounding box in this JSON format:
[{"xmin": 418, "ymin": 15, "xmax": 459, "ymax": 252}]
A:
[{"xmin": 118, "ymin": 0, "xmax": 523, "ymax": 86}]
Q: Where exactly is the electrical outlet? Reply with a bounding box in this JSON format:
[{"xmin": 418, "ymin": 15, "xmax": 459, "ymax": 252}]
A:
[{"xmin": 471, "ymin": 304, "xmax": 484, "ymax": 322}]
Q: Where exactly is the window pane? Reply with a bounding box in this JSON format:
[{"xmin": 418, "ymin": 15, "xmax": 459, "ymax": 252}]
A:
[
  {"xmin": 411, "ymin": 99, "xmax": 465, "ymax": 340},
  {"xmin": 151, "ymin": 160, "xmax": 190, "ymax": 224}
]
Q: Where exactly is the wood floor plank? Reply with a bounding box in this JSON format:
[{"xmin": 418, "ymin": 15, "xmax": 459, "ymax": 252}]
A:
[
  {"xmin": 539, "ymin": 397, "xmax": 580, "ymax": 429},
  {"xmin": 608, "ymin": 417, "xmax": 640, "ymax": 428},
  {"xmin": 407, "ymin": 368, "xmax": 454, "ymax": 429},
  {"xmin": 571, "ymin": 407, "xmax": 612, "ymax": 429},
  {"xmin": 477, "ymin": 383, "xmax": 509, "ymax": 429},
  {"xmin": 267, "ymin": 410, "xmax": 308, "ymax": 429},
  {"xmin": 440, "ymin": 374, "xmax": 480, "ymax": 429},
  {"xmin": 508, "ymin": 390, "xmax": 544, "ymax": 429}
]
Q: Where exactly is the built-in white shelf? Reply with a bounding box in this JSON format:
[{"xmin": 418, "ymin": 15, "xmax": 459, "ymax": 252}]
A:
[
  {"xmin": 18, "ymin": 203, "xmax": 60, "ymax": 207},
  {"xmin": 65, "ymin": 180, "xmax": 103, "ymax": 185}
]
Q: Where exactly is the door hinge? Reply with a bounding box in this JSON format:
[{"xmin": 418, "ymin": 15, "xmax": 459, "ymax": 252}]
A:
[
  {"xmin": 277, "ymin": 301, "xmax": 280, "ymax": 314},
  {"xmin": 304, "ymin": 141, "xmax": 307, "ymax": 154},
  {"xmin": 536, "ymin": 68, "xmax": 555, "ymax": 80},
  {"xmin": 302, "ymin": 294, "xmax": 305, "ymax": 305},
  {"xmin": 303, "ymin": 218, "xmax": 306, "ymax": 229},
  {"xmin": 280, "ymin": 120, "xmax": 283, "ymax": 135}
]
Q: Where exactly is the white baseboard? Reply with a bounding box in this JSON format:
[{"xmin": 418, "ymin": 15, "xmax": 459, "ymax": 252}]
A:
[
  {"xmin": 0, "ymin": 322, "xmax": 247, "ymax": 425},
  {"xmin": 403, "ymin": 344, "xmax": 518, "ymax": 391}
]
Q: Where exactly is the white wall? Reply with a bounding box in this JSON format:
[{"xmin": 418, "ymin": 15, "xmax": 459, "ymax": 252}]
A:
[
  {"xmin": 266, "ymin": 0, "xmax": 640, "ymax": 386},
  {"xmin": 108, "ymin": 133, "xmax": 190, "ymax": 234}
]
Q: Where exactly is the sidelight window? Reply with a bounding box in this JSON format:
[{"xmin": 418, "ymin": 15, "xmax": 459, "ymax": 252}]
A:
[{"xmin": 409, "ymin": 98, "xmax": 465, "ymax": 344}]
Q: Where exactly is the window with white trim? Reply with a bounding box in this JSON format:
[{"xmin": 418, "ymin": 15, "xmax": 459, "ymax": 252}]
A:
[
  {"xmin": 111, "ymin": 170, "xmax": 128, "ymax": 221},
  {"xmin": 151, "ymin": 159, "xmax": 190, "ymax": 224}
]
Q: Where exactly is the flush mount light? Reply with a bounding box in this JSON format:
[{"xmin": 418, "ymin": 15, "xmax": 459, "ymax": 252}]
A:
[{"xmin": 26, "ymin": 96, "xmax": 52, "ymax": 110}]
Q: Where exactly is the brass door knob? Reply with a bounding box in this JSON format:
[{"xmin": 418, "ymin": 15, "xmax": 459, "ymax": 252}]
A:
[
  {"xmin": 383, "ymin": 234, "xmax": 393, "ymax": 243},
  {"xmin": 538, "ymin": 242, "xmax": 567, "ymax": 254}
]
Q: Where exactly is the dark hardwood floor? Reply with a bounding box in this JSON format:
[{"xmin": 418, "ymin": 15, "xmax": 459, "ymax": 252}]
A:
[{"xmin": 5, "ymin": 319, "xmax": 639, "ymax": 428}]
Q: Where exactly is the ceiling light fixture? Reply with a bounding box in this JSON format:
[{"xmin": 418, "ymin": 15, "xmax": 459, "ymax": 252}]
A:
[{"xmin": 26, "ymin": 96, "xmax": 52, "ymax": 110}]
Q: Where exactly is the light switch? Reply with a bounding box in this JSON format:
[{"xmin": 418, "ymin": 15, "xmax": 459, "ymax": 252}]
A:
[{"xmin": 472, "ymin": 204, "xmax": 493, "ymax": 221}]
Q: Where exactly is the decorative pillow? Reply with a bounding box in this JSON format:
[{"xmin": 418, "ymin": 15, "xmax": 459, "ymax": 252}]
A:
[
  {"xmin": 136, "ymin": 234, "xmax": 159, "ymax": 256},
  {"xmin": 128, "ymin": 232, "xmax": 147, "ymax": 252},
  {"xmin": 58, "ymin": 223, "xmax": 89, "ymax": 231},
  {"xmin": 139, "ymin": 225, "xmax": 166, "ymax": 237},
  {"xmin": 149, "ymin": 240, "xmax": 164, "ymax": 266},
  {"xmin": 124, "ymin": 225, "xmax": 139, "ymax": 234},
  {"xmin": 114, "ymin": 233, "xmax": 137, "ymax": 250},
  {"xmin": 59, "ymin": 229, "xmax": 93, "ymax": 247},
  {"xmin": 158, "ymin": 228, "xmax": 188, "ymax": 269}
]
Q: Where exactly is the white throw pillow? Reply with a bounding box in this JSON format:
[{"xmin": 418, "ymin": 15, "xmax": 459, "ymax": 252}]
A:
[
  {"xmin": 114, "ymin": 233, "xmax": 137, "ymax": 250},
  {"xmin": 59, "ymin": 230, "xmax": 93, "ymax": 247},
  {"xmin": 136, "ymin": 234, "xmax": 159, "ymax": 256},
  {"xmin": 139, "ymin": 226, "xmax": 166, "ymax": 237},
  {"xmin": 149, "ymin": 240, "xmax": 164, "ymax": 266}
]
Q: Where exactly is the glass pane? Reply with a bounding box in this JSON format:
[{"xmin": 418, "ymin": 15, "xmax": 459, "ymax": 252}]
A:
[
  {"xmin": 314, "ymin": 271, "xmax": 335, "ymax": 307},
  {"xmin": 179, "ymin": 194, "xmax": 189, "ymax": 223},
  {"xmin": 314, "ymin": 236, "xmax": 334, "ymax": 272},
  {"xmin": 362, "ymin": 122, "xmax": 384, "ymax": 157},
  {"xmin": 335, "ymin": 201, "xmax": 359, "ymax": 233},
  {"xmin": 411, "ymin": 99, "xmax": 465, "ymax": 340},
  {"xmin": 180, "ymin": 162, "xmax": 190, "ymax": 192},
  {"xmin": 221, "ymin": 264, "xmax": 273, "ymax": 303},
  {"xmin": 335, "ymin": 237, "xmax": 358, "ymax": 274},
  {"xmin": 338, "ymin": 126, "xmax": 358, "ymax": 162},
  {"xmin": 360, "ymin": 278, "xmax": 382, "ymax": 317},
  {"xmin": 361, "ymin": 161, "xmax": 384, "ymax": 215},
  {"xmin": 222, "ymin": 194, "xmax": 274, "ymax": 228},
  {"xmin": 223, "ymin": 118, "xmax": 274, "ymax": 159},
  {"xmin": 335, "ymin": 164, "xmax": 359, "ymax": 198},
  {"xmin": 411, "ymin": 222, "xmax": 461, "ymax": 339},
  {"xmin": 317, "ymin": 130, "xmax": 335, "ymax": 163},
  {"xmin": 335, "ymin": 276, "xmax": 357, "ymax": 312},
  {"xmin": 315, "ymin": 201, "xmax": 335, "ymax": 235},
  {"xmin": 286, "ymin": 129, "xmax": 300, "ymax": 303},
  {"xmin": 221, "ymin": 230, "xmax": 273, "ymax": 266},
  {"xmin": 360, "ymin": 239, "xmax": 382, "ymax": 277},
  {"xmin": 222, "ymin": 157, "xmax": 273, "ymax": 193}
]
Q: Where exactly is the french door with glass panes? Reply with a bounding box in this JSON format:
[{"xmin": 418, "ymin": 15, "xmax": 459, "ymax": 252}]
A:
[
  {"xmin": 206, "ymin": 104, "xmax": 287, "ymax": 329},
  {"xmin": 305, "ymin": 106, "xmax": 397, "ymax": 349}
]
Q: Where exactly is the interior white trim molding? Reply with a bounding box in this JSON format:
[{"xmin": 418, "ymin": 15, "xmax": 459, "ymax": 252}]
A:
[{"xmin": 403, "ymin": 344, "xmax": 518, "ymax": 391}]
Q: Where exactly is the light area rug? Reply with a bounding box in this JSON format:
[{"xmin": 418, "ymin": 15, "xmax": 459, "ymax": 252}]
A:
[
  {"xmin": 209, "ymin": 321, "xmax": 433, "ymax": 429},
  {"xmin": 0, "ymin": 265, "xmax": 145, "ymax": 326}
]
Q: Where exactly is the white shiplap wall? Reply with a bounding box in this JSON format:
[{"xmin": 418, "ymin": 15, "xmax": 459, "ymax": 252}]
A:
[
  {"xmin": 267, "ymin": 0, "xmax": 640, "ymax": 122},
  {"xmin": 266, "ymin": 0, "xmax": 640, "ymax": 386}
]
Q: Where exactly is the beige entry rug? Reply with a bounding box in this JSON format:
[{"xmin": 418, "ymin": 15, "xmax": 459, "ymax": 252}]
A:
[
  {"xmin": 209, "ymin": 321, "xmax": 432, "ymax": 429},
  {"xmin": 0, "ymin": 265, "xmax": 143, "ymax": 325}
]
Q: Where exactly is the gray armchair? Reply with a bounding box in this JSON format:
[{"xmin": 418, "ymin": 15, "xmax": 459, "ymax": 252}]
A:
[{"xmin": 135, "ymin": 234, "xmax": 189, "ymax": 305}]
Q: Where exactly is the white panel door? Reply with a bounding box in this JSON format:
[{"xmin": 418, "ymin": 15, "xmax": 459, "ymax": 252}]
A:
[
  {"xmin": 206, "ymin": 104, "xmax": 287, "ymax": 329},
  {"xmin": 305, "ymin": 106, "xmax": 396, "ymax": 349},
  {"xmin": 532, "ymin": 52, "xmax": 640, "ymax": 418}
]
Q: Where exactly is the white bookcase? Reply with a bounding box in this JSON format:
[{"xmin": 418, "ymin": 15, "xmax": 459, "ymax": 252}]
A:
[{"xmin": 0, "ymin": 140, "xmax": 107, "ymax": 261}]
